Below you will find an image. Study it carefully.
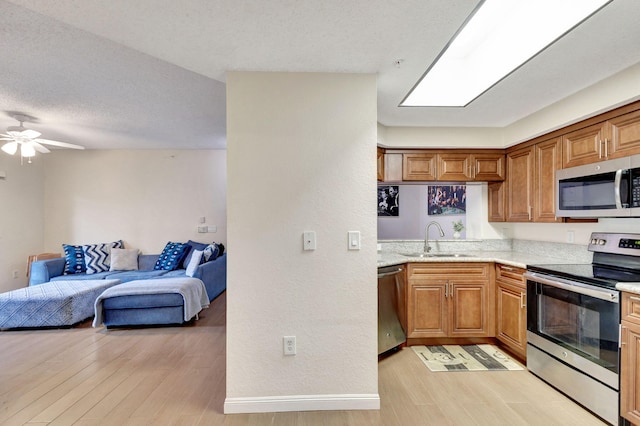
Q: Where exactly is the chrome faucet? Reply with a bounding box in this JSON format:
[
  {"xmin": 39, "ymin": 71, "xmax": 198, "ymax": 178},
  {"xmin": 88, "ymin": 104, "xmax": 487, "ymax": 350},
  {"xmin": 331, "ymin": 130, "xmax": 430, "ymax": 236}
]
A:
[{"xmin": 424, "ymin": 221, "xmax": 445, "ymax": 253}]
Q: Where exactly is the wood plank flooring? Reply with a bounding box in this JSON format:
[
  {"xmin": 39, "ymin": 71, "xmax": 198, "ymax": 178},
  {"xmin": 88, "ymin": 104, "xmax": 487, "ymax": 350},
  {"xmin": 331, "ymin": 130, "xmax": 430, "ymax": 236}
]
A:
[{"xmin": 0, "ymin": 292, "xmax": 607, "ymax": 425}]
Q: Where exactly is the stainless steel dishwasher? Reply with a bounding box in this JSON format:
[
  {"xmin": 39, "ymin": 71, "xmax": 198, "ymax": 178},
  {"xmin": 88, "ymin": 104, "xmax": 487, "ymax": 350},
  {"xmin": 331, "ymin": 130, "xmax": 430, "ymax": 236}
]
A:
[{"xmin": 378, "ymin": 265, "xmax": 406, "ymax": 355}]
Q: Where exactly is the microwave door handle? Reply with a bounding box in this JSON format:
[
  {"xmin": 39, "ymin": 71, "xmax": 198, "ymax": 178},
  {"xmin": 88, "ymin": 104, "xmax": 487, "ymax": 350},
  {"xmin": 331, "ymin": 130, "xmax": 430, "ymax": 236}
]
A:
[{"xmin": 615, "ymin": 169, "xmax": 623, "ymax": 209}]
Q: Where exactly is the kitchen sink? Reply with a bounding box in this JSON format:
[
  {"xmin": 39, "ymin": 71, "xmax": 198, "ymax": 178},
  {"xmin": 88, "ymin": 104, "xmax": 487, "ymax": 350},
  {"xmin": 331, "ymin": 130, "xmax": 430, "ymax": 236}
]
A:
[{"xmin": 401, "ymin": 252, "xmax": 475, "ymax": 258}]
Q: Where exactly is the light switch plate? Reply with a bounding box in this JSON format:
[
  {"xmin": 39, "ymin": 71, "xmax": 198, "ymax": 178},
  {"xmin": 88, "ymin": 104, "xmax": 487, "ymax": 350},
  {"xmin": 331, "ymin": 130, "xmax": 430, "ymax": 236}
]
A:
[
  {"xmin": 348, "ymin": 231, "xmax": 360, "ymax": 250},
  {"xmin": 303, "ymin": 231, "xmax": 316, "ymax": 250}
]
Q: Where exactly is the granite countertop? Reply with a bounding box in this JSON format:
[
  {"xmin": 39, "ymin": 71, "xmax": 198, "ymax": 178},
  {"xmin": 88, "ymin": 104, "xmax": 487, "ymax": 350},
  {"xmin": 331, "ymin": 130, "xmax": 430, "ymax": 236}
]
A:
[
  {"xmin": 616, "ymin": 283, "xmax": 640, "ymax": 295},
  {"xmin": 377, "ymin": 239, "xmax": 593, "ymax": 270},
  {"xmin": 377, "ymin": 250, "xmax": 571, "ymax": 269}
]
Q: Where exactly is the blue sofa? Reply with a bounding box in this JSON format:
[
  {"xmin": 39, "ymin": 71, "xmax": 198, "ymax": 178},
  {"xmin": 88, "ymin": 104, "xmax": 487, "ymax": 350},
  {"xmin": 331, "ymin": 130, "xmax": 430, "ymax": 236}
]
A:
[{"xmin": 29, "ymin": 252, "xmax": 227, "ymax": 303}]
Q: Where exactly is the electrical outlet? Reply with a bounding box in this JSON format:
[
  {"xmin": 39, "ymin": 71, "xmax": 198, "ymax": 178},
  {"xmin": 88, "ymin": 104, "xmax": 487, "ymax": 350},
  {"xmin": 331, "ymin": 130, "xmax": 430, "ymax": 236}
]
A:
[
  {"xmin": 283, "ymin": 336, "xmax": 296, "ymax": 355},
  {"xmin": 12, "ymin": 270, "xmax": 18, "ymax": 279}
]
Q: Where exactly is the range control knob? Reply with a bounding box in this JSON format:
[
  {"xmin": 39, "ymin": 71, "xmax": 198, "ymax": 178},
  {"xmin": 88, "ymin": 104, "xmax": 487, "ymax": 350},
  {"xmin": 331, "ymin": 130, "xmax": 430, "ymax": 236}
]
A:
[
  {"xmin": 598, "ymin": 239, "xmax": 606, "ymax": 245},
  {"xmin": 590, "ymin": 238, "xmax": 597, "ymax": 245}
]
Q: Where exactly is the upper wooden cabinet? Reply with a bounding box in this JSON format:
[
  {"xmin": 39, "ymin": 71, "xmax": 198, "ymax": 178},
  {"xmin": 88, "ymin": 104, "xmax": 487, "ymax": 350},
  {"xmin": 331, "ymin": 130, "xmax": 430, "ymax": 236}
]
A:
[
  {"xmin": 563, "ymin": 109, "xmax": 640, "ymax": 168},
  {"xmin": 402, "ymin": 152, "xmax": 437, "ymax": 181},
  {"xmin": 506, "ymin": 137, "xmax": 562, "ymax": 222},
  {"xmin": 377, "ymin": 147, "xmax": 384, "ymax": 181},
  {"xmin": 505, "ymin": 146, "xmax": 534, "ymax": 222},
  {"xmin": 438, "ymin": 152, "xmax": 505, "ymax": 182},
  {"xmin": 488, "ymin": 182, "xmax": 506, "ymax": 222},
  {"xmin": 394, "ymin": 150, "xmax": 505, "ymax": 182},
  {"xmin": 533, "ymin": 137, "xmax": 563, "ymax": 222}
]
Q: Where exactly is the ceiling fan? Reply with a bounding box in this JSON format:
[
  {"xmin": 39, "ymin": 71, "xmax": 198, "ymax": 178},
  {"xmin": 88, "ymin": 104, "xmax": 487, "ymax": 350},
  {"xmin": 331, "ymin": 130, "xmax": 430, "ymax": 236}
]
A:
[{"xmin": 1, "ymin": 114, "xmax": 84, "ymax": 162}]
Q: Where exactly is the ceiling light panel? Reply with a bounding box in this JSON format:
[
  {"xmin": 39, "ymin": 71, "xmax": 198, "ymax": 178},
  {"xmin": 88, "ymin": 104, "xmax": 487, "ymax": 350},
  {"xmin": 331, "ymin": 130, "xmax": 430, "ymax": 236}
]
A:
[{"xmin": 401, "ymin": 0, "xmax": 611, "ymax": 107}]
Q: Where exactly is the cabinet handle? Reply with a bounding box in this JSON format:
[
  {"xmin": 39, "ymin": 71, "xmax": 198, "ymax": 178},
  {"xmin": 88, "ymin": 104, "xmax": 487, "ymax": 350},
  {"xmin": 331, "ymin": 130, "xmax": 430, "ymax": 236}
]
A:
[
  {"xmin": 620, "ymin": 324, "xmax": 626, "ymax": 347},
  {"xmin": 528, "ymin": 205, "xmax": 532, "ymax": 221},
  {"xmin": 630, "ymin": 296, "xmax": 640, "ymax": 302},
  {"xmin": 604, "ymin": 138, "xmax": 609, "ymax": 158},
  {"xmin": 599, "ymin": 139, "xmax": 603, "ymax": 159},
  {"xmin": 445, "ymin": 281, "xmax": 449, "ymax": 298},
  {"xmin": 500, "ymin": 265, "xmax": 515, "ymax": 272},
  {"xmin": 520, "ymin": 293, "xmax": 526, "ymax": 309}
]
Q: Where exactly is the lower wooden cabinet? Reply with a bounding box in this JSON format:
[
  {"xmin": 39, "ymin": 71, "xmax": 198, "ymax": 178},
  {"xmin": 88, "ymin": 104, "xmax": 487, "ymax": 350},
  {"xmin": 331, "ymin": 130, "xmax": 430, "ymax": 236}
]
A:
[
  {"xmin": 495, "ymin": 264, "xmax": 527, "ymax": 359},
  {"xmin": 621, "ymin": 292, "xmax": 640, "ymax": 424},
  {"xmin": 407, "ymin": 263, "xmax": 494, "ymax": 339}
]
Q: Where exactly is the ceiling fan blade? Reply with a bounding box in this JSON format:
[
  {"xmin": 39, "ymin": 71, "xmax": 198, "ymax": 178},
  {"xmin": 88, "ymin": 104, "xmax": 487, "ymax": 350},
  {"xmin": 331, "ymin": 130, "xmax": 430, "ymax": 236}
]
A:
[
  {"xmin": 31, "ymin": 141, "xmax": 51, "ymax": 154},
  {"xmin": 35, "ymin": 138, "xmax": 85, "ymax": 150},
  {"xmin": 1, "ymin": 141, "xmax": 18, "ymax": 155}
]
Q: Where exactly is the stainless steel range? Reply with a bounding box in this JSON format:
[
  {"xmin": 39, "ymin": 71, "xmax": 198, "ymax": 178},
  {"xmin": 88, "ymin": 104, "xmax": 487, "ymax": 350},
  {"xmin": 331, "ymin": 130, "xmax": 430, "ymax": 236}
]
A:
[{"xmin": 525, "ymin": 232, "xmax": 640, "ymax": 425}]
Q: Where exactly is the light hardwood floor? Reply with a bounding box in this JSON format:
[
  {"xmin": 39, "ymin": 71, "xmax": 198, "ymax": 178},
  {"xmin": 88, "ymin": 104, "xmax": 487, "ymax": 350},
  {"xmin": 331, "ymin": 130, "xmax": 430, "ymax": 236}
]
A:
[{"xmin": 0, "ymin": 292, "xmax": 607, "ymax": 425}]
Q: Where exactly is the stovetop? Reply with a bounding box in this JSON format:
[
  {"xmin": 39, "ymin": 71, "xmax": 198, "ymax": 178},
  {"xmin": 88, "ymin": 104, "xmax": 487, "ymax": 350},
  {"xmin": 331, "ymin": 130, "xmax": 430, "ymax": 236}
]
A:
[
  {"xmin": 527, "ymin": 232, "xmax": 640, "ymax": 290},
  {"xmin": 526, "ymin": 264, "xmax": 619, "ymax": 289}
]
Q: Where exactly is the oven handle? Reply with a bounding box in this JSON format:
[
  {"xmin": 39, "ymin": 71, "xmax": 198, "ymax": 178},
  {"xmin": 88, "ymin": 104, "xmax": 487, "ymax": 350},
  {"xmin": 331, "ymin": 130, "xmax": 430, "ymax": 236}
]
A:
[{"xmin": 524, "ymin": 271, "xmax": 619, "ymax": 303}]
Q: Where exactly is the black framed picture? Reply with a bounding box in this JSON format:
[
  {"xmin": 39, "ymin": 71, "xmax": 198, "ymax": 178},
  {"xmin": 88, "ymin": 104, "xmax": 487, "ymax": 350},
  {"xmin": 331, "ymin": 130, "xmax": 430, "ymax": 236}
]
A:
[
  {"xmin": 428, "ymin": 185, "xmax": 466, "ymax": 215},
  {"xmin": 378, "ymin": 185, "xmax": 399, "ymax": 216}
]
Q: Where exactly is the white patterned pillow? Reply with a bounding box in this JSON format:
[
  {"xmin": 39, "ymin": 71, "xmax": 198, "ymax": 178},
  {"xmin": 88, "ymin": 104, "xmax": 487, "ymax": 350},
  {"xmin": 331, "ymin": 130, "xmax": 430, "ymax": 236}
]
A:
[{"xmin": 83, "ymin": 240, "xmax": 123, "ymax": 274}]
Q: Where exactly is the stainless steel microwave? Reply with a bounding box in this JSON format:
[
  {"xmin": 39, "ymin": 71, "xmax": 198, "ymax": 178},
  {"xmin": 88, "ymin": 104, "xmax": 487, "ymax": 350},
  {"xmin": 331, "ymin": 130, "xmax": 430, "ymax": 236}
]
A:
[{"xmin": 556, "ymin": 155, "xmax": 640, "ymax": 217}]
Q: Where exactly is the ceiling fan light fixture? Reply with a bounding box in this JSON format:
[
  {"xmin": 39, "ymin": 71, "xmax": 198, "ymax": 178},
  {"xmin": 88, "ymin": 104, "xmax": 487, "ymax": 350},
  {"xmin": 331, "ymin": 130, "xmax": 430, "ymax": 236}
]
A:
[
  {"xmin": 1, "ymin": 142, "xmax": 18, "ymax": 155},
  {"xmin": 21, "ymin": 142, "xmax": 36, "ymax": 158}
]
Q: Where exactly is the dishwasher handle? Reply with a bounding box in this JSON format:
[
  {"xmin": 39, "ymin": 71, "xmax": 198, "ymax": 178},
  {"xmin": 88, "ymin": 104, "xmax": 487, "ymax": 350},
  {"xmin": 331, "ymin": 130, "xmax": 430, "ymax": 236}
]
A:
[{"xmin": 378, "ymin": 268, "xmax": 403, "ymax": 278}]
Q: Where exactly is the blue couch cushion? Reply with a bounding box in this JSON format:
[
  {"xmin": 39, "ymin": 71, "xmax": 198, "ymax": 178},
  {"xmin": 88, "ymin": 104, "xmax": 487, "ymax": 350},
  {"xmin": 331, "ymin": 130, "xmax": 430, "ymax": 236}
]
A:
[
  {"xmin": 154, "ymin": 242, "xmax": 190, "ymax": 271},
  {"xmin": 102, "ymin": 293, "xmax": 184, "ymax": 309},
  {"xmin": 63, "ymin": 244, "xmax": 86, "ymax": 275},
  {"xmin": 50, "ymin": 271, "xmax": 114, "ymax": 281},
  {"xmin": 106, "ymin": 270, "xmax": 169, "ymax": 283}
]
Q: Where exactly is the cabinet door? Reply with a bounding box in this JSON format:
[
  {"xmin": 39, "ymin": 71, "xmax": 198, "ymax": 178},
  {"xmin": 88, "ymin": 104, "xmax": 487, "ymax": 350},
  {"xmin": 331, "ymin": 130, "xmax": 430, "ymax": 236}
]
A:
[
  {"xmin": 609, "ymin": 109, "xmax": 640, "ymax": 159},
  {"xmin": 377, "ymin": 147, "xmax": 384, "ymax": 181},
  {"xmin": 407, "ymin": 282, "xmax": 448, "ymax": 338},
  {"xmin": 562, "ymin": 122, "xmax": 608, "ymax": 168},
  {"xmin": 437, "ymin": 152, "xmax": 471, "ymax": 181},
  {"xmin": 472, "ymin": 153, "xmax": 505, "ymax": 181},
  {"xmin": 403, "ymin": 153, "xmax": 437, "ymax": 181},
  {"xmin": 496, "ymin": 282, "xmax": 527, "ymax": 357},
  {"xmin": 450, "ymin": 283, "xmax": 489, "ymax": 336},
  {"xmin": 506, "ymin": 146, "xmax": 534, "ymax": 221},
  {"xmin": 621, "ymin": 321, "xmax": 640, "ymax": 425},
  {"xmin": 533, "ymin": 137, "xmax": 562, "ymax": 222},
  {"xmin": 488, "ymin": 182, "xmax": 505, "ymax": 222}
]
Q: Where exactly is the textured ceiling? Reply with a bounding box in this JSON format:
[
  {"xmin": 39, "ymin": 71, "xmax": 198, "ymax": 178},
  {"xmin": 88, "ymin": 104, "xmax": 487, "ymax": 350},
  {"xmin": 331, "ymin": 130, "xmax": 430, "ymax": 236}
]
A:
[{"xmin": 1, "ymin": 0, "xmax": 640, "ymax": 150}]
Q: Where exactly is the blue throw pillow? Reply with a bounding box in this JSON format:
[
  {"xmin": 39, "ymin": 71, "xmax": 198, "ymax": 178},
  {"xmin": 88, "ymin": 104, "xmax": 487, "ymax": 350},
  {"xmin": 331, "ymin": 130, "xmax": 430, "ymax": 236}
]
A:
[
  {"xmin": 63, "ymin": 244, "xmax": 86, "ymax": 275},
  {"xmin": 154, "ymin": 242, "xmax": 190, "ymax": 271}
]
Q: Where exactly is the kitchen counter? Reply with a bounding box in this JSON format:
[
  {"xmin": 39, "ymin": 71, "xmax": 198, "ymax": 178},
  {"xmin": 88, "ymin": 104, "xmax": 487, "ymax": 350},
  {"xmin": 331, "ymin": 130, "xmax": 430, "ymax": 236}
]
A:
[
  {"xmin": 616, "ymin": 282, "xmax": 640, "ymax": 294},
  {"xmin": 377, "ymin": 239, "xmax": 594, "ymax": 269}
]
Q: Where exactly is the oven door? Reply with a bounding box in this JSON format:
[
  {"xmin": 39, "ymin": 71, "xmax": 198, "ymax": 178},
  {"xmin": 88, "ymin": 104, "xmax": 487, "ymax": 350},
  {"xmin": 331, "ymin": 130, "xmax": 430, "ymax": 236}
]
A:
[{"xmin": 525, "ymin": 272, "xmax": 620, "ymax": 388}]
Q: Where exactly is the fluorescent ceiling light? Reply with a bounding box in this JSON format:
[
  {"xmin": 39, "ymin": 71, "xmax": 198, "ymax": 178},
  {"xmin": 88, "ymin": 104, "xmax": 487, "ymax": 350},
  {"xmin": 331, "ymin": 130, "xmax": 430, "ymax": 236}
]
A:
[{"xmin": 401, "ymin": 0, "xmax": 611, "ymax": 107}]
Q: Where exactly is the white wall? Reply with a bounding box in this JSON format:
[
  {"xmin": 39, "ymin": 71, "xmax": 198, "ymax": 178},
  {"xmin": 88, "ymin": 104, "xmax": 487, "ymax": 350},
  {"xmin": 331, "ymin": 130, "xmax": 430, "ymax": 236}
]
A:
[
  {"xmin": 42, "ymin": 150, "xmax": 227, "ymax": 254},
  {"xmin": 0, "ymin": 156, "xmax": 44, "ymax": 292},
  {"xmin": 225, "ymin": 72, "xmax": 379, "ymax": 413}
]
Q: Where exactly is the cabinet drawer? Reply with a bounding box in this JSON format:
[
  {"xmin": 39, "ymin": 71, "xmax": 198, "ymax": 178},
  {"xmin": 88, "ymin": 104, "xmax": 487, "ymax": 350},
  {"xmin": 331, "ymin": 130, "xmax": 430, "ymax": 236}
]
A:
[
  {"xmin": 622, "ymin": 292, "xmax": 640, "ymax": 326},
  {"xmin": 495, "ymin": 263, "xmax": 526, "ymax": 287},
  {"xmin": 408, "ymin": 263, "xmax": 490, "ymax": 281}
]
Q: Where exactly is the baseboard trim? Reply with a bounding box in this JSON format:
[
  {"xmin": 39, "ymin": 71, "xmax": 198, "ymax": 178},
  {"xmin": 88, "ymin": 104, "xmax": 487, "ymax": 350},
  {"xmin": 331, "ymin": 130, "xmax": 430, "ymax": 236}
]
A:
[{"xmin": 223, "ymin": 393, "xmax": 380, "ymax": 414}]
